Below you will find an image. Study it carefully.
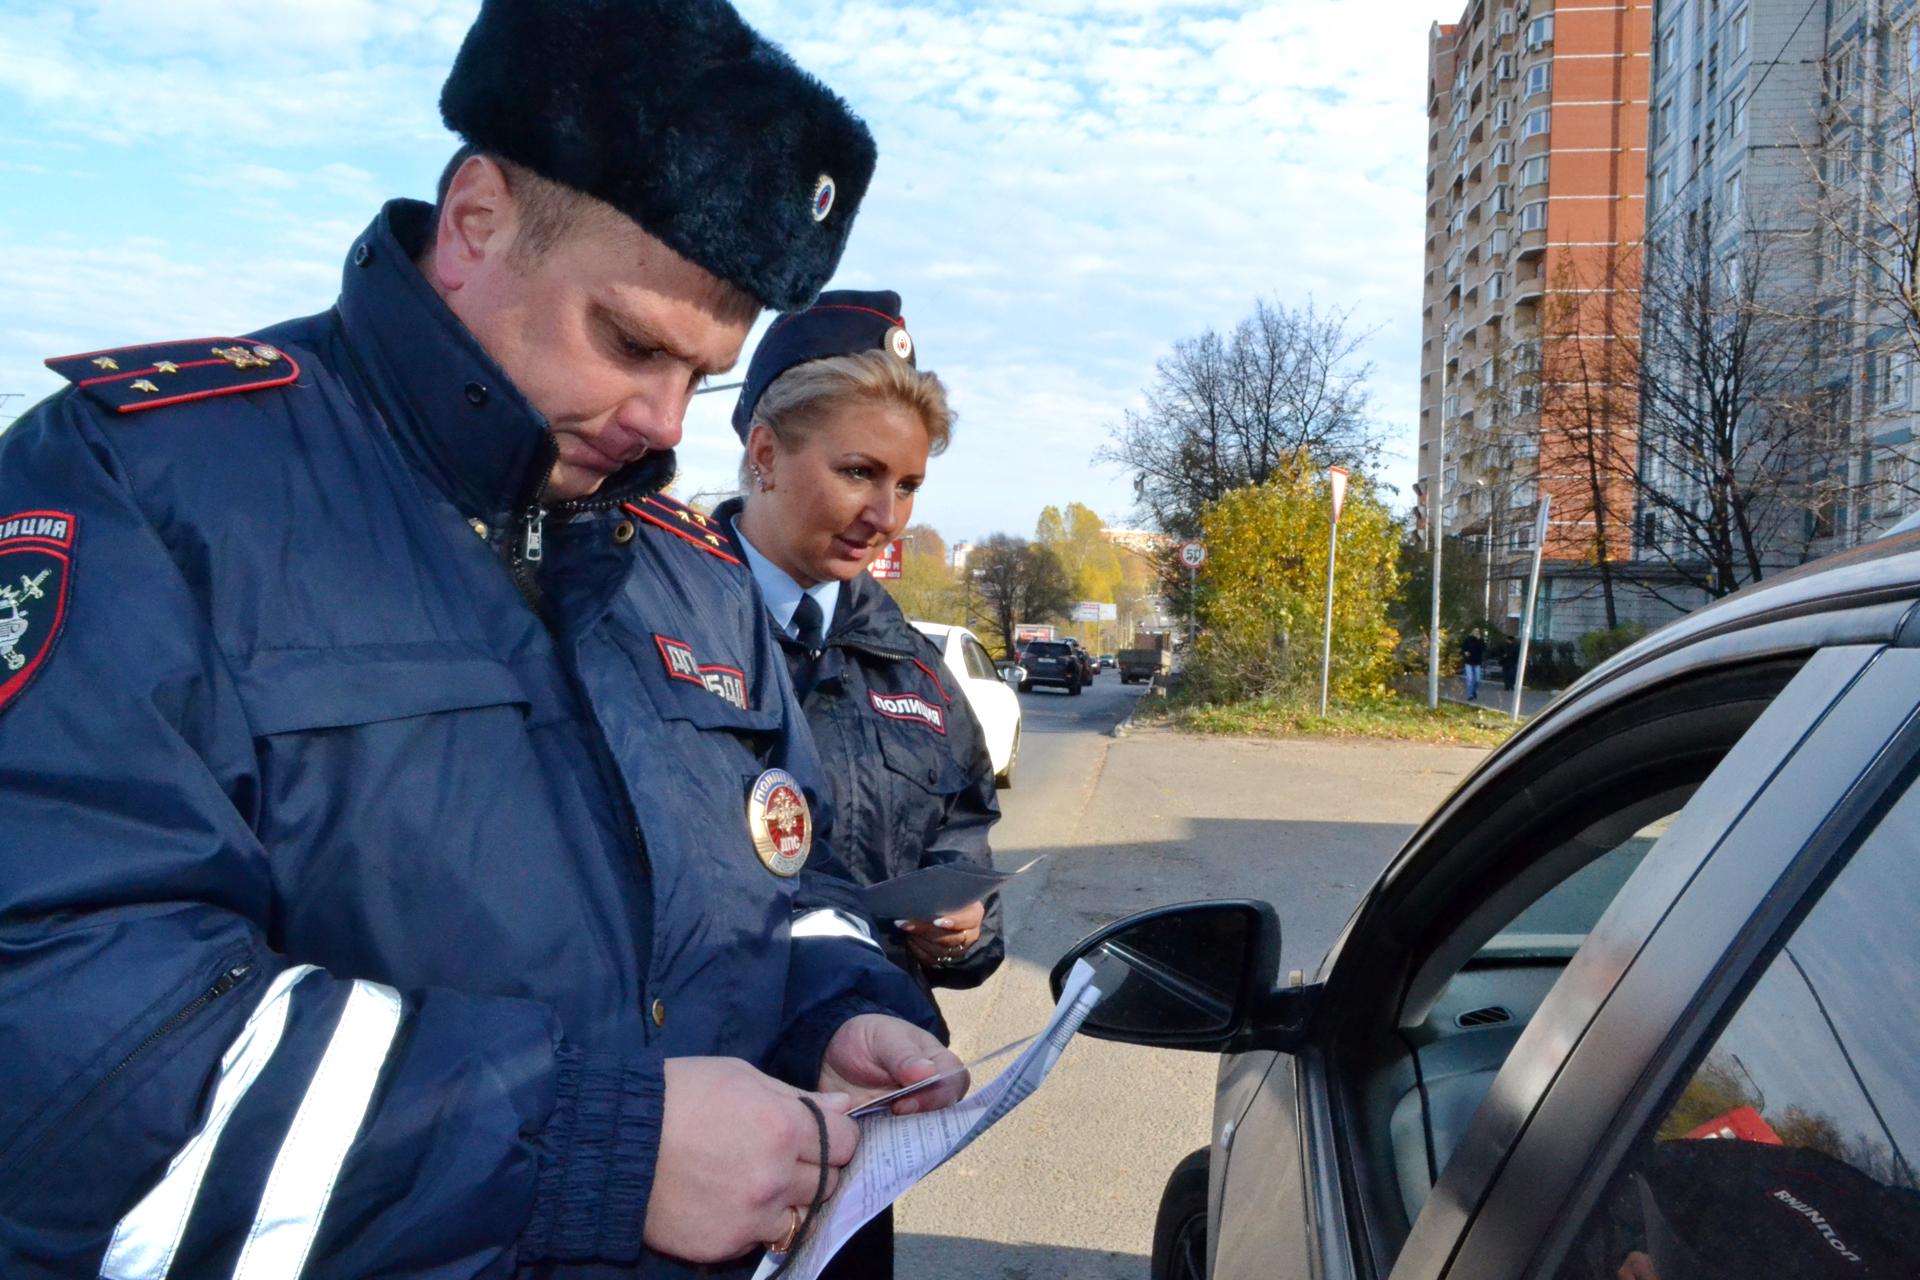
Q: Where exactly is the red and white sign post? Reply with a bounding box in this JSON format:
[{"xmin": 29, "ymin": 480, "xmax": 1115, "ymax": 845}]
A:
[
  {"xmin": 1319, "ymin": 467, "xmax": 1350, "ymax": 717},
  {"xmin": 1179, "ymin": 541, "xmax": 1206, "ymax": 652},
  {"xmin": 867, "ymin": 541, "xmax": 903, "ymax": 580}
]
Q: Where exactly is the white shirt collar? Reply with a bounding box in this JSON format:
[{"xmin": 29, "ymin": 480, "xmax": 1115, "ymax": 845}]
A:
[{"xmin": 731, "ymin": 518, "xmax": 840, "ymax": 639}]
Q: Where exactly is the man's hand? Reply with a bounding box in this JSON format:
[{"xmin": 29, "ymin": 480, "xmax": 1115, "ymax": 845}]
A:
[
  {"xmin": 819, "ymin": 1013, "xmax": 968, "ymax": 1115},
  {"xmin": 643, "ymin": 1057, "xmax": 858, "ymax": 1263},
  {"xmin": 898, "ymin": 898, "xmax": 986, "ymax": 969}
]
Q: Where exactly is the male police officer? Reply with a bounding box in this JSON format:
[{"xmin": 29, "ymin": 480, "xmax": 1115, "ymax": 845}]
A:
[{"xmin": 0, "ymin": 2, "xmax": 963, "ymax": 1277}]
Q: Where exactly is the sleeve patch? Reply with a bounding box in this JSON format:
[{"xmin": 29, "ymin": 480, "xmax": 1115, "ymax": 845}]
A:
[
  {"xmin": 0, "ymin": 511, "xmax": 76, "ymax": 717},
  {"xmin": 45, "ymin": 339, "xmax": 300, "ymax": 415}
]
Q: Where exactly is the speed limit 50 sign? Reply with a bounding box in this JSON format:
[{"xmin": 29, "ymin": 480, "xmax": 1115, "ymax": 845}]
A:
[{"xmin": 1180, "ymin": 541, "xmax": 1207, "ymax": 569}]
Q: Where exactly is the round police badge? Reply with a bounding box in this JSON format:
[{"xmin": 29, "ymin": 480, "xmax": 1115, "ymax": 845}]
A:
[
  {"xmin": 811, "ymin": 175, "xmax": 836, "ymax": 223},
  {"xmin": 886, "ymin": 325, "xmax": 914, "ymax": 362},
  {"xmin": 747, "ymin": 769, "xmax": 812, "ymax": 877}
]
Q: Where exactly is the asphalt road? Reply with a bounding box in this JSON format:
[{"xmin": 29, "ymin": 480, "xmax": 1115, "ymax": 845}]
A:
[{"xmin": 893, "ymin": 675, "xmax": 1487, "ymax": 1278}]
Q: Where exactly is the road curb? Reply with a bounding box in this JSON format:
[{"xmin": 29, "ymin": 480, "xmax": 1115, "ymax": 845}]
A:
[{"xmin": 1108, "ymin": 682, "xmax": 1155, "ymax": 739}]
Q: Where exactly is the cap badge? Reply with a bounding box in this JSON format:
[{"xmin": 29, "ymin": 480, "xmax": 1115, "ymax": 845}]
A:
[
  {"xmin": 811, "ymin": 175, "xmax": 836, "ymax": 223},
  {"xmin": 886, "ymin": 326, "xmax": 914, "ymax": 362},
  {"xmin": 748, "ymin": 768, "xmax": 812, "ymax": 877}
]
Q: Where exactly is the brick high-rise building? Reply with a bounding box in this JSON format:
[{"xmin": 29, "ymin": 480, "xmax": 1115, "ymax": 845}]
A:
[{"xmin": 1421, "ymin": 0, "xmax": 1654, "ymax": 638}]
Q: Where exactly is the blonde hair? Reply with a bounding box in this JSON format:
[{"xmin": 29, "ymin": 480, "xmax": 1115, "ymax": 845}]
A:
[{"xmin": 740, "ymin": 349, "xmax": 954, "ymax": 487}]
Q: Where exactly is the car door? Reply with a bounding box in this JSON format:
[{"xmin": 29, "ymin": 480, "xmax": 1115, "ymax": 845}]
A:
[
  {"xmin": 955, "ymin": 631, "xmax": 1017, "ymax": 769},
  {"xmin": 1209, "ymin": 646, "xmax": 1883, "ymax": 1280},
  {"xmin": 1436, "ymin": 643, "xmax": 1920, "ymax": 1279}
]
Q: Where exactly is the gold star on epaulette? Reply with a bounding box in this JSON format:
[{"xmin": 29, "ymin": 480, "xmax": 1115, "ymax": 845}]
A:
[
  {"xmin": 130, "ymin": 379, "xmax": 160, "ymax": 394},
  {"xmin": 704, "ymin": 533, "xmax": 721, "ymax": 547},
  {"xmin": 153, "ymin": 361, "xmax": 180, "ymax": 374},
  {"xmin": 675, "ymin": 509, "xmax": 693, "ymax": 522},
  {"xmin": 91, "ymin": 357, "xmax": 118, "ymax": 371}
]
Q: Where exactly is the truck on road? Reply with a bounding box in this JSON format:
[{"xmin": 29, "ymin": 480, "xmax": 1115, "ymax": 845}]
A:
[{"xmin": 1117, "ymin": 633, "xmax": 1172, "ymax": 684}]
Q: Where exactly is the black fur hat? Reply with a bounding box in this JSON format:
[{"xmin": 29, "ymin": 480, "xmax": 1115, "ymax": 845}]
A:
[{"xmin": 440, "ymin": 0, "xmax": 876, "ymax": 311}]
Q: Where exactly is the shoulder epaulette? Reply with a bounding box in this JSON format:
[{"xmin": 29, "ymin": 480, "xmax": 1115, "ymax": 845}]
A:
[
  {"xmin": 44, "ymin": 338, "xmax": 300, "ymax": 415},
  {"xmin": 621, "ymin": 494, "xmax": 744, "ymax": 567},
  {"xmin": 911, "ymin": 656, "xmax": 953, "ymax": 704}
]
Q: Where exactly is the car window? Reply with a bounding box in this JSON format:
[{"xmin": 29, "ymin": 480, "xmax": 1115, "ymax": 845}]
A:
[
  {"xmin": 1028, "ymin": 642, "xmax": 1070, "ymax": 656},
  {"xmin": 1551, "ymin": 767, "xmax": 1920, "ymax": 1279},
  {"xmin": 962, "ymin": 637, "xmax": 997, "ymax": 681},
  {"xmin": 1477, "ymin": 811, "xmax": 1678, "ymax": 961}
]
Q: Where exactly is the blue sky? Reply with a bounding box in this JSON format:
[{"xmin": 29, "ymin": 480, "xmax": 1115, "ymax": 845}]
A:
[{"xmin": 0, "ymin": 0, "xmax": 1438, "ymax": 544}]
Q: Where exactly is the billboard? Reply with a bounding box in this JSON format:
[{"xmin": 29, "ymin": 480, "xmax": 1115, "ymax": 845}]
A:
[
  {"xmin": 1070, "ymin": 601, "xmax": 1119, "ymax": 622},
  {"xmin": 1013, "ymin": 623, "xmax": 1056, "ymax": 644}
]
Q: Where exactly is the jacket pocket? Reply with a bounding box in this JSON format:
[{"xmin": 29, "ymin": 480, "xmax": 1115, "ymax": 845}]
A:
[
  {"xmin": 876, "ymin": 719, "xmax": 969, "ymax": 797},
  {"xmin": 231, "ymin": 646, "xmax": 531, "ymax": 734}
]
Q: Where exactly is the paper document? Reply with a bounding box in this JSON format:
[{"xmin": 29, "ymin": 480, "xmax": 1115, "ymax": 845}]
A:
[
  {"xmin": 752, "ymin": 954, "xmax": 1114, "ymax": 1280},
  {"xmin": 860, "ymin": 856, "xmax": 1046, "ymax": 921}
]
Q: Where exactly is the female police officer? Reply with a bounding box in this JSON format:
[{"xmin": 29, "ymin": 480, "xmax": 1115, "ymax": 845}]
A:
[{"xmin": 713, "ymin": 292, "xmax": 1006, "ymax": 1276}]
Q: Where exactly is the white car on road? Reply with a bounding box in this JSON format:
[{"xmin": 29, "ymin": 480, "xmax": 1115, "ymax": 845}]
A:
[{"xmin": 912, "ymin": 622, "xmax": 1022, "ymax": 788}]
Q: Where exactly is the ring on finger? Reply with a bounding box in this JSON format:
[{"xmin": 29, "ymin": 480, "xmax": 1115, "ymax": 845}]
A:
[{"xmin": 769, "ymin": 1206, "xmax": 801, "ymax": 1254}]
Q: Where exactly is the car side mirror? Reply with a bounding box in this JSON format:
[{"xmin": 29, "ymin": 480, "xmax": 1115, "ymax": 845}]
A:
[
  {"xmin": 1049, "ymin": 900, "xmax": 1319, "ymax": 1054},
  {"xmin": 999, "ymin": 664, "xmax": 1025, "ymax": 688}
]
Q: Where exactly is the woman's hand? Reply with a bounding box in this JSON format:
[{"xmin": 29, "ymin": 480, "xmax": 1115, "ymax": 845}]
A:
[{"xmin": 898, "ymin": 898, "xmax": 987, "ymax": 968}]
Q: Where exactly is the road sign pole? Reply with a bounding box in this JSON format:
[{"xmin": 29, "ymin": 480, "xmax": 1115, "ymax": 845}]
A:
[
  {"xmin": 1512, "ymin": 495, "xmax": 1552, "ymax": 722},
  {"xmin": 1319, "ymin": 516, "xmax": 1339, "ymax": 717},
  {"xmin": 1320, "ymin": 467, "xmax": 1349, "ymax": 718},
  {"xmin": 1186, "ymin": 563, "xmax": 1196, "ymax": 652}
]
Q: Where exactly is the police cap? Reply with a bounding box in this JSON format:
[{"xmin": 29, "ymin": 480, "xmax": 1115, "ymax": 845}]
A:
[{"xmin": 731, "ymin": 290, "xmax": 916, "ymax": 440}]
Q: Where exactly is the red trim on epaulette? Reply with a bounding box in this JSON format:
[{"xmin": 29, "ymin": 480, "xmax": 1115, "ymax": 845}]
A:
[
  {"xmin": 912, "ymin": 657, "xmax": 953, "ymax": 703},
  {"xmin": 45, "ymin": 339, "xmax": 301, "ymax": 415},
  {"xmin": 622, "ymin": 502, "xmax": 745, "ymax": 566}
]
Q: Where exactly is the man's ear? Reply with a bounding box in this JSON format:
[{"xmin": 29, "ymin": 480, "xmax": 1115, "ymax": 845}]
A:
[{"xmin": 431, "ymin": 154, "xmax": 517, "ymax": 293}]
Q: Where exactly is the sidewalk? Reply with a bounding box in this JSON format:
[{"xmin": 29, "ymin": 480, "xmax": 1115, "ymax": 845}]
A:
[{"xmin": 1441, "ymin": 674, "xmax": 1558, "ymax": 719}]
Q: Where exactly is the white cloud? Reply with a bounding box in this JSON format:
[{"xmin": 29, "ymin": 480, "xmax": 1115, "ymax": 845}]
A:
[{"xmin": 2, "ymin": 0, "xmax": 1439, "ymax": 527}]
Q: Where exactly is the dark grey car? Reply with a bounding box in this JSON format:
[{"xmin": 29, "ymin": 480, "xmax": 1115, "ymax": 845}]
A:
[{"xmin": 1054, "ymin": 533, "xmax": 1920, "ymax": 1280}]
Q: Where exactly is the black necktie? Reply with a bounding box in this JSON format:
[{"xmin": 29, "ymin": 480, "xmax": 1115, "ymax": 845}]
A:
[{"xmin": 792, "ymin": 593, "xmax": 825, "ymax": 655}]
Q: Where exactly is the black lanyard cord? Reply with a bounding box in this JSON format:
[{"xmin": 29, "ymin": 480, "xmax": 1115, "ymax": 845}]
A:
[{"xmin": 762, "ymin": 1094, "xmax": 832, "ymax": 1278}]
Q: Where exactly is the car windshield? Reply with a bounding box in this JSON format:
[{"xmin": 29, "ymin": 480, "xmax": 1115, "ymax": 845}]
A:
[{"xmin": 1028, "ymin": 642, "xmax": 1070, "ymax": 656}]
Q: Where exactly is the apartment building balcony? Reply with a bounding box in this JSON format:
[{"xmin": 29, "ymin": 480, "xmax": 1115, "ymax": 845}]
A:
[{"xmin": 1515, "ymin": 223, "xmax": 1547, "ymax": 259}]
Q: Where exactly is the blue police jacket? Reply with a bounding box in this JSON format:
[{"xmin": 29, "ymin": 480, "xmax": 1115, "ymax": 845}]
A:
[
  {"xmin": 716, "ymin": 502, "xmax": 1004, "ymax": 1031},
  {"xmin": 0, "ymin": 200, "xmax": 936, "ymax": 1279}
]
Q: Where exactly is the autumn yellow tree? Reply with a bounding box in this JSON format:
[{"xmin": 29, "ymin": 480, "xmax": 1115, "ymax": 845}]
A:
[{"xmin": 1187, "ymin": 462, "xmax": 1400, "ymax": 704}]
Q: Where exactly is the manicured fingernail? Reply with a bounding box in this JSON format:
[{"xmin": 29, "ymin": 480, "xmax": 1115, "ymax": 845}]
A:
[
  {"xmin": 892, "ymin": 920, "xmax": 909, "ymax": 928},
  {"xmin": 933, "ymin": 917, "xmax": 955, "ymax": 928}
]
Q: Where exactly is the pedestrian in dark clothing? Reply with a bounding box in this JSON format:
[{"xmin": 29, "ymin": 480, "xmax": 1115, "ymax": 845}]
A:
[
  {"xmin": 721, "ymin": 289, "xmax": 1006, "ymax": 1279},
  {"xmin": 1501, "ymin": 634, "xmax": 1521, "ymax": 691},
  {"xmin": 1461, "ymin": 629, "xmax": 1486, "ymax": 701}
]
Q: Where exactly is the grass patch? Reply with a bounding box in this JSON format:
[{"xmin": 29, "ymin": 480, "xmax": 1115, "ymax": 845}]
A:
[{"xmin": 1137, "ymin": 693, "xmax": 1519, "ymax": 748}]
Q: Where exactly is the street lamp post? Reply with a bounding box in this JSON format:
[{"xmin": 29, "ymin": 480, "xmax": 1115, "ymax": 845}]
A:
[{"xmin": 1427, "ymin": 331, "xmax": 1449, "ymax": 710}]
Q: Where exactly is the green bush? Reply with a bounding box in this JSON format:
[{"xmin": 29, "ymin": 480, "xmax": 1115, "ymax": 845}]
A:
[{"xmin": 1579, "ymin": 624, "xmax": 1648, "ymax": 670}]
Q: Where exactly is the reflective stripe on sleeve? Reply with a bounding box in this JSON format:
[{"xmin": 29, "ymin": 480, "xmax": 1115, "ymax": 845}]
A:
[
  {"xmin": 99, "ymin": 965, "xmax": 320, "ymax": 1280},
  {"xmin": 229, "ymin": 979, "xmax": 403, "ymax": 1280},
  {"xmin": 791, "ymin": 908, "xmax": 880, "ymax": 950}
]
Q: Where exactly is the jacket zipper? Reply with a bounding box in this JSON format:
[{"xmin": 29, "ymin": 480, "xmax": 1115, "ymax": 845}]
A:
[
  {"xmin": 0, "ymin": 962, "xmax": 253, "ymax": 1199},
  {"xmin": 97, "ymin": 964, "xmax": 255, "ymax": 1092}
]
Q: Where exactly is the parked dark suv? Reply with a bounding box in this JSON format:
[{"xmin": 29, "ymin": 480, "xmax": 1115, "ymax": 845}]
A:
[
  {"xmin": 1052, "ymin": 533, "xmax": 1920, "ymax": 1280},
  {"xmin": 1017, "ymin": 640, "xmax": 1082, "ymax": 695}
]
